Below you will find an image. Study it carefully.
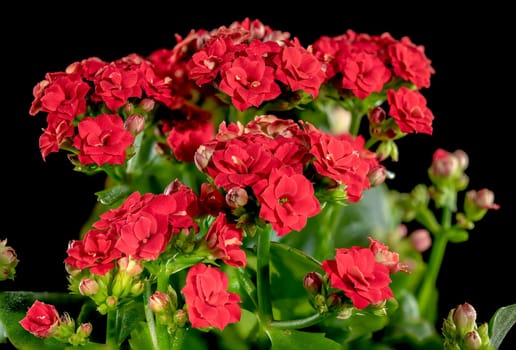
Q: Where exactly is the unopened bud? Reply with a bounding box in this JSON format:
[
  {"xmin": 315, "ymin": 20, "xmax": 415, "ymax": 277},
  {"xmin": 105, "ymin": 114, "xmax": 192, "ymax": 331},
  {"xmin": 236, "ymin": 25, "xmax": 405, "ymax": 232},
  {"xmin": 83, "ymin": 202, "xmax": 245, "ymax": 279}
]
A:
[
  {"xmin": 368, "ymin": 106, "xmax": 386, "ymax": 125},
  {"xmin": 149, "ymin": 291, "xmax": 171, "ymax": 314},
  {"xmin": 174, "ymin": 309, "xmax": 187, "ymax": 327},
  {"xmin": 131, "ymin": 281, "xmax": 145, "ymax": 296},
  {"xmin": 118, "ymin": 256, "xmax": 144, "ymax": 276},
  {"xmin": 0, "ymin": 239, "xmax": 18, "ymax": 281},
  {"xmin": 124, "ymin": 114, "xmax": 145, "ymax": 135},
  {"xmin": 430, "ymin": 149, "xmax": 460, "ymax": 179},
  {"xmin": 303, "ymin": 272, "xmax": 323, "ymax": 294},
  {"xmin": 464, "ymin": 330, "xmax": 482, "ymax": 350},
  {"xmin": 194, "ymin": 144, "xmax": 215, "ymax": 171},
  {"xmin": 453, "ymin": 302, "xmax": 477, "ymax": 335},
  {"xmin": 140, "ymin": 98, "xmax": 155, "ymax": 112},
  {"xmin": 409, "ymin": 229, "xmax": 432, "ymax": 252},
  {"xmin": 226, "ymin": 187, "xmax": 249, "ymax": 208},
  {"xmin": 367, "ymin": 166, "xmax": 387, "ymax": 187},
  {"xmin": 79, "ymin": 278, "xmax": 99, "ymax": 296},
  {"xmin": 464, "ymin": 189, "xmax": 500, "ymax": 222},
  {"xmin": 76, "ymin": 322, "xmax": 93, "ymax": 338},
  {"xmin": 453, "ymin": 149, "xmax": 469, "ymax": 170}
]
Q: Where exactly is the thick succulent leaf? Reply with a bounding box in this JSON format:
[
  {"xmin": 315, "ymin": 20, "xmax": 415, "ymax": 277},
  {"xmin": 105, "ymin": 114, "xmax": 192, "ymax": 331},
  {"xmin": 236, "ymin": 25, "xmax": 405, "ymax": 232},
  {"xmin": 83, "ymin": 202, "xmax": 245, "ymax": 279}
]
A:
[{"xmin": 489, "ymin": 303, "xmax": 516, "ymax": 349}]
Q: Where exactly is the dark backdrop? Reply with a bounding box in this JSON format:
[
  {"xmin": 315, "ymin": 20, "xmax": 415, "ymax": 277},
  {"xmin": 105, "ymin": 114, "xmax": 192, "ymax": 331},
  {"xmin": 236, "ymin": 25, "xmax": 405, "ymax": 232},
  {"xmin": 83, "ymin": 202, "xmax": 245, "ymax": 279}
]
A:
[{"xmin": 2, "ymin": 3, "xmax": 514, "ymax": 348}]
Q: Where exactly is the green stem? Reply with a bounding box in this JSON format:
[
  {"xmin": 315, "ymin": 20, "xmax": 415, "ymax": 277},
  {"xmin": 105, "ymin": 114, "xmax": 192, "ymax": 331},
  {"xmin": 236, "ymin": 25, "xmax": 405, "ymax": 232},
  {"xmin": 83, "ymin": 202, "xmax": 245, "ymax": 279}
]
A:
[
  {"xmin": 143, "ymin": 281, "xmax": 160, "ymax": 350},
  {"xmin": 155, "ymin": 272, "xmax": 171, "ymax": 349},
  {"xmin": 171, "ymin": 328, "xmax": 186, "ymax": 350},
  {"xmin": 256, "ymin": 225, "xmax": 273, "ymax": 323},
  {"xmin": 105, "ymin": 309, "xmax": 119, "ymax": 348},
  {"xmin": 349, "ymin": 106, "xmax": 365, "ymax": 136},
  {"xmin": 269, "ymin": 312, "xmax": 330, "ymax": 330},
  {"xmin": 314, "ymin": 204, "xmax": 338, "ymax": 260},
  {"xmin": 237, "ymin": 267, "xmax": 258, "ymax": 308},
  {"xmin": 417, "ymin": 207, "xmax": 452, "ymax": 320}
]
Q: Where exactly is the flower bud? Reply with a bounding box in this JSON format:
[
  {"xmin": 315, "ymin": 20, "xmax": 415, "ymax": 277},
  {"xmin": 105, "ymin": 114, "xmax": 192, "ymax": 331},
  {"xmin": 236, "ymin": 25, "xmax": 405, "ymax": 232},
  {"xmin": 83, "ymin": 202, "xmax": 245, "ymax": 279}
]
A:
[
  {"xmin": 327, "ymin": 105, "xmax": 351, "ymax": 134},
  {"xmin": 368, "ymin": 106, "xmax": 386, "ymax": 125},
  {"xmin": 0, "ymin": 239, "xmax": 19, "ymax": 281},
  {"xmin": 76, "ymin": 322, "xmax": 93, "ymax": 338},
  {"xmin": 174, "ymin": 309, "xmax": 187, "ymax": 327},
  {"xmin": 464, "ymin": 189, "xmax": 500, "ymax": 222},
  {"xmin": 79, "ymin": 278, "xmax": 99, "ymax": 296},
  {"xmin": 367, "ymin": 165, "xmax": 387, "ymax": 187},
  {"xmin": 430, "ymin": 149, "xmax": 460, "ymax": 179},
  {"xmin": 194, "ymin": 144, "xmax": 215, "ymax": 171},
  {"xmin": 124, "ymin": 114, "xmax": 145, "ymax": 135},
  {"xmin": 225, "ymin": 187, "xmax": 249, "ymax": 209},
  {"xmin": 453, "ymin": 149, "xmax": 469, "ymax": 170},
  {"xmin": 149, "ymin": 291, "xmax": 172, "ymax": 314},
  {"xmin": 408, "ymin": 229, "xmax": 432, "ymax": 252},
  {"xmin": 453, "ymin": 302, "xmax": 477, "ymax": 335},
  {"xmin": 117, "ymin": 256, "xmax": 144, "ymax": 276},
  {"xmin": 303, "ymin": 272, "xmax": 323, "ymax": 294},
  {"xmin": 139, "ymin": 98, "xmax": 156, "ymax": 112},
  {"xmin": 464, "ymin": 330, "xmax": 482, "ymax": 350}
]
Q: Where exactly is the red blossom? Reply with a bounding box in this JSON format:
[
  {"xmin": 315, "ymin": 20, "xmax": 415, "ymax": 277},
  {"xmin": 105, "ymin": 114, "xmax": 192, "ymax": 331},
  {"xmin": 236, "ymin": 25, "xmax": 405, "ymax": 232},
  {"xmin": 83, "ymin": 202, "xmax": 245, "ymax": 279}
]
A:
[
  {"xmin": 339, "ymin": 51, "xmax": 391, "ymax": 99},
  {"xmin": 38, "ymin": 113, "xmax": 75, "ymax": 160},
  {"xmin": 72, "ymin": 113, "xmax": 135, "ymax": 166},
  {"xmin": 182, "ymin": 263, "xmax": 241, "ymax": 330},
  {"xmin": 19, "ymin": 301, "xmax": 60, "ymax": 338},
  {"xmin": 198, "ymin": 183, "xmax": 226, "ymax": 217},
  {"xmin": 205, "ymin": 213, "xmax": 246, "ymax": 267},
  {"xmin": 64, "ymin": 228, "xmax": 122, "ymax": 275},
  {"xmin": 38, "ymin": 74, "xmax": 90, "ymax": 119},
  {"xmin": 274, "ymin": 42, "xmax": 325, "ymax": 98},
  {"xmin": 218, "ymin": 55, "xmax": 281, "ymax": 111},
  {"xmin": 368, "ymin": 237, "xmax": 410, "ymax": 273},
  {"xmin": 387, "ymin": 87, "xmax": 434, "ymax": 135},
  {"xmin": 388, "ymin": 36, "xmax": 435, "ymax": 89},
  {"xmin": 322, "ymin": 245, "xmax": 393, "ymax": 309},
  {"xmin": 253, "ymin": 166, "xmax": 320, "ymax": 236},
  {"xmin": 166, "ymin": 119, "xmax": 215, "ymax": 162}
]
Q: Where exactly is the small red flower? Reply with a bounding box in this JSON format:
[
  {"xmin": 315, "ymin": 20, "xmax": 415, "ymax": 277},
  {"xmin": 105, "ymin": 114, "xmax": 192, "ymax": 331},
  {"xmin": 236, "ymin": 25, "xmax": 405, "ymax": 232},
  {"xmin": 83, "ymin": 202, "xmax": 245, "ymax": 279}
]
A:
[
  {"xmin": 387, "ymin": 87, "xmax": 434, "ymax": 135},
  {"xmin": 167, "ymin": 119, "xmax": 215, "ymax": 162},
  {"xmin": 253, "ymin": 166, "xmax": 321, "ymax": 236},
  {"xmin": 19, "ymin": 300, "xmax": 60, "ymax": 338},
  {"xmin": 72, "ymin": 113, "xmax": 135, "ymax": 166},
  {"xmin": 322, "ymin": 245, "xmax": 393, "ymax": 309},
  {"xmin": 205, "ymin": 213, "xmax": 246, "ymax": 267},
  {"xmin": 182, "ymin": 263, "xmax": 241, "ymax": 330}
]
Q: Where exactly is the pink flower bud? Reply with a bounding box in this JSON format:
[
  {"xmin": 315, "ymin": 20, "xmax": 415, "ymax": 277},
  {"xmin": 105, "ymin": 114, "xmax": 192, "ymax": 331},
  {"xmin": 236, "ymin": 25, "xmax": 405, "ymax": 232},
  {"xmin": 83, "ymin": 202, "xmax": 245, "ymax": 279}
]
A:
[
  {"xmin": 453, "ymin": 149, "xmax": 469, "ymax": 170},
  {"xmin": 79, "ymin": 278, "xmax": 99, "ymax": 296},
  {"xmin": 430, "ymin": 149, "xmax": 460, "ymax": 178},
  {"xmin": 367, "ymin": 166, "xmax": 387, "ymax": 187},
  {"xmin": 174, "ymin": 309, "xmax": 187, "ymax": 327},
  {"xmin": 76, "ymin": 322, "xmax": 93, "ymax": 337},
  {"xmin": 194, "ymin": 144, "xmax": 215, "ymax": 170},
  {"xmin": 124, "ymin": 114, "xmax": 145, "ymax": 135},
  {"xmin": 149, "ymin": 291, "xmax": 171, "ymax": 313},
  {"xmin": 408, "ymin": 229, "xmax": 432, "ymax": 252},
  {"xmin": 464, "ymin": 330, "xmax": 482, "ymax": 350},
  {"xmin": 139, "ymin": 98, "xmax": 155, "ymax": 112},
  {"xmin": 303, "ymin": 272, "xmax": 323, "ymax": 294},
  {"xmin": 453, "ymin": 302, "xmax": 477, "ymax": 334},
  {"xmin": 467, "ymin": 189, "xmax": 500, "ymax": 210},
  {"xmin": 117, "ymin": 256, "xmax": 144, "ymax": 276},
  {"xmin": 225, "ymin": 187, "xmax": 249, "ymax": 208}
]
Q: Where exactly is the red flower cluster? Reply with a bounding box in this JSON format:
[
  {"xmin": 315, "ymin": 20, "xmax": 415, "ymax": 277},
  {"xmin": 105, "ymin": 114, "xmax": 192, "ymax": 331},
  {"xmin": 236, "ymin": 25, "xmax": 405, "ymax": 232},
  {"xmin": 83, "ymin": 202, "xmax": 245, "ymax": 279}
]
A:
[
  {"xmin": 65, "ymin": 185, "xmax": 199, "ymax": 274},
  {"xmin": 196, "ymin": 114, "xmax": 381, "ymax": 235}
]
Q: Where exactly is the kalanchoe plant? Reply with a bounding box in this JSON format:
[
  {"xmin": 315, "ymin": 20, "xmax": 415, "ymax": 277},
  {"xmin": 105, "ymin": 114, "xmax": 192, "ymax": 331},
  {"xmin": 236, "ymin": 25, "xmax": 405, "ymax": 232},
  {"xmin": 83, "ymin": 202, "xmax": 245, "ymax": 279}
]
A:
[{"xmin": 1, "ymin": 17, "xmax": 514, "ymax": 350}]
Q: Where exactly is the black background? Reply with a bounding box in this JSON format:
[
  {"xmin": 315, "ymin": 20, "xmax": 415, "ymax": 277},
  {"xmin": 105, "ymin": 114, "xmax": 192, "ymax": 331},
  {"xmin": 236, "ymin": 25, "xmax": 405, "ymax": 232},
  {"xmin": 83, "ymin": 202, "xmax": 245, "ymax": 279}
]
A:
[{"xmin": 2, "ymin": 2, "xmax": 514, "ymax": 348}]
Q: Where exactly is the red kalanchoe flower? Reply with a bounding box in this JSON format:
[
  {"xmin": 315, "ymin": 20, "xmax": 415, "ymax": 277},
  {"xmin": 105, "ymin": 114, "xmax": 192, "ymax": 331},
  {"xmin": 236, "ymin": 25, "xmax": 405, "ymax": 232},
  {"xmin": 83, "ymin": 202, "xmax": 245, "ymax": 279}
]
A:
[
  {"xmin": 37, "ymin": 74, "xmax": 90, "ymax": 120},
  {"xmin": 387, "ymin": 87, "xmax": 434, "ymax": 135},
  {"xmin": 72, "ymin": 113, "xmax": 135, "ymax": 166},
  {"xmin": 182, "ymin": 263, "xmax": 241, "ymax": 330},
  {"xmin": 253, "ymin": 166, "xmax": 321, "ymax": 236},
  {"xmin": 368, "ymin": 237, "xmax": 410, "ymax": 273},
  {"xmin": 339, "ymin": 50, "xmax": 391, "ymax": 99},
  {"xmin": 166, "ymin": 119, "xmax": 215, "ymax": 162},
  {"xmin": 387, "ymin": 36, "xmax": 435, "ymax": 89},
  {"xmin": 205, "ymin": 213, "xmax": 246, "ymax": 267},
  {"xmin": 64, "ymin": 228, "xmax": 122, "ymax": 275},
  {"xmin": 19, "ymin": 300, "xmax": 60, "ymax": 338},
  {"xmin": 322, "ymin": 245, "xmax": 393, "ymax": 309},
  {"xmin": 38, "ymin": 114, "xmax": 75, "ymax": 160},
  {"xmin": 273, "ymin": 41, "xmax": 325, "ymax": 99},
  {"xmin": 198, "ymin": 183, "xmax": 226, "ymax": 217},
  {"xmin": 218, "ymin": 55, "xmax": 281, "ymax": 111}
]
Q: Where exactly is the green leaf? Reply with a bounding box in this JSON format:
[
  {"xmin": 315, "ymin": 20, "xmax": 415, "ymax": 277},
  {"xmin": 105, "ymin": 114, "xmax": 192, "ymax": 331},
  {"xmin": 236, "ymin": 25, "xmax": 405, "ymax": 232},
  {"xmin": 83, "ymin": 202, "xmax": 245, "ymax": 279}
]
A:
[
  {"xmin": 95, "ymin": 184, "xmax": 131, "ymax": 206},
  {"xmin": 0, "ymin": 291, "xmax": 86, "ymax": 350},
  {"xmin": 489, "ymin": 303, "xmax": 516, "ymax": 349},
  {"xmin": 128, "ymin": 321, "xmax": 154, "ymax": 349},
  {"xmin": 269, "ymin": 242, "xmax": 324, "ymax": 320},
  {"xmin": 267, "ymin": 327, "xmax": 342, "ymax": 350},
  {"xmin": 114, "ymin": 301, "xmax": 146, "ymax": 345}
]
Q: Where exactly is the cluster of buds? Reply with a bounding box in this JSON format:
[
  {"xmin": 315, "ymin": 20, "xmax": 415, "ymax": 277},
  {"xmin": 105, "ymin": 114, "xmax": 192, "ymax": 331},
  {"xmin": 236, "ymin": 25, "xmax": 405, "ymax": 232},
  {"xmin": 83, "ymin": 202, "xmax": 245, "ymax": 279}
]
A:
[
  {"xmin": 149, "ymin": 287, "xmax": 187, "ymax": 333},
  {"xmin": 368, "ymin": 106, "xmax": 402, "ymax": 162},
  {"xmin": 0, "ymin": 238, "xmax": 18, "ymax": 281},
  {"xmin": 302, "ymin": 271, "xmax": 354, "ymax": 319},
  {"xmin": 456, "ymin": 189, "xmax": 501, "ymax": 229},
  {"xmin": 442, "ymin": 302, "xmax": 493, "ymax": 350},
  {"xmin": 70, "ymin": 256, "xmax": 145, "ymax": 314}
]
